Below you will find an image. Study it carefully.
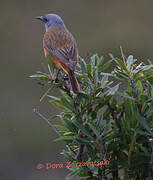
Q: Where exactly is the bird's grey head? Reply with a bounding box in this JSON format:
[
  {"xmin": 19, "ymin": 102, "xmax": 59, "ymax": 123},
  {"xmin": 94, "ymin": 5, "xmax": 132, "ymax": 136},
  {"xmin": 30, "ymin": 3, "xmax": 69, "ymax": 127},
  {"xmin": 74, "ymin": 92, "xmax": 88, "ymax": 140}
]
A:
[{"xmin": 36, "ymin": 14, "xmax": 65, "ymax": 31}]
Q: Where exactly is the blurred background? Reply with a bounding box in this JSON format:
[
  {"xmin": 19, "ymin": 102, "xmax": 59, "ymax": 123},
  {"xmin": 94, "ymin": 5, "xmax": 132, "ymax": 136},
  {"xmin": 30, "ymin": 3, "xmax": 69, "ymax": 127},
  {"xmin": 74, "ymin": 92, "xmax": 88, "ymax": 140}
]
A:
[{"xmin": 1, "ymin": 0, "xmax": 153, "ymax": 179}]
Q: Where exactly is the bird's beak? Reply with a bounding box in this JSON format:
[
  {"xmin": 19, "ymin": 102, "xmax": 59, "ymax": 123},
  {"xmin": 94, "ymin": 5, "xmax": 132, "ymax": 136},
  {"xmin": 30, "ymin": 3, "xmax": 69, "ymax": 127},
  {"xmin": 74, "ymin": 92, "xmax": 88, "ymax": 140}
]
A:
[{"xmin": 36, "ymin": 16, "xmax": 43, "ymax": 21}]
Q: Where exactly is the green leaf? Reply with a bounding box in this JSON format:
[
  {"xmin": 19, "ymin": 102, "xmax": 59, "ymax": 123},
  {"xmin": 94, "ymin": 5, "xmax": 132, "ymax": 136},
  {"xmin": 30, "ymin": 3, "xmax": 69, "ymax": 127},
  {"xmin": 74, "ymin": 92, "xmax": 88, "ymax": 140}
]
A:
[
  {"xmin": 136, "ymin": 80, "xmax": 143, "ymax": 95},
  {"xmin": 147, "ymin": 84, "xmax": 152, "ymax": 98},
  {"xmin": 101, "ymin": 75, "xmax": 108, "ymax": 89},
  {"xmin": 142, "ymin": 65, "xmax": 153, "ymax": 71},
  {"xmin": 77, "ymin": 73, "xmax": 88, "ymax": 80},
  {"xmin": 134, "ymin": 128, "xmax": 148, "ymax": 135},
  {"xmin": 66, "ymin": 169, "xmax": 82, "ymax": 180},
  {"xmin": 137, "ymin": 115, "xmax": 151, "ymax": 134},
  {"xmin": 97, "ymin": 123, "xmax": 110, "ymax": 140},
  {"xmin": 62, "ymin": 118, "xmax": 78, "ymax": 133},
  {"xmin": 61, "ymin": 149, "xmax": 74, "ymax": 160},
  {"xmin": 110, "ymin": 54, "xmax": 128, "ymax": 73},
  {"xmin": 147, "ymin": 59, "xmax": 153, "ymax": 65},
  {"xmin": 113, "ymin": 70, "xmax": 129, "ymax": 80},
  {"xmin": 30, "ymin": 74, "xmax": 50, "ymax": 81},
  {"xmin": 94, "ymin": 54, "xmax": 99, "ymax": 66},
  {"xmin": 54, "ymin": 124, "xmax": 69, "ymax": 132},
  {"xmin": 83, "ymin": 77, "xmax": 93, "ymax": 94},
  {"xmin": 139, "ymin": 144, "xmax": 150, "ymax": 156},
  {"xmin": 49, "ymin": 100, "xmax": 68, "ymax": 110},
  {"xmin": 96, "ymin": 114, "xmax": 103, "ymax": 127},
  {"xmin": 133, "ymin": 62, "xmax": 143, "ymax": 74},
  {"xmin": 77, "ymin": 167, "xmax": 91, "ymax": 177},
  {"xmin": 60, "ymin": 97, "xmax": 75, "ymax": 112},
  {"xmin": 87, "ymin": 123, "xmax": 100, "ymax": 137},
  {"xmin": 117, "ymin": 92, "xmax": 136, "ymax": 101},
  {"xmin": 101, "ymin": 81, "xmax": 114, "ymax": 90},
  {"xmin": 146, "ymin": 97, "xmax": 153, "ymax": 103},
  {"xmin": 100, "ymin": 60, "xmax": 112, "ymax": 71},
  {"xmin": 30, "ymin": 74, "xmax": 42, "ymax": 78},
  {"xmin": 90, "ymin": 54, "xmax": 99, "ymax": 67},
  {"xmin": 80, "ymin": 178, "xmax": 93, "ymax": 180},
  {"xmin": 72, "ymin": 120, "xmax": 93, "ymax": 139},
  {"xmin": 87, "ymin": 64, "xmax": 92, "ymax": 77},
  {"xmin": 75, "ymin": 137, "xmax": 91, "ymax": 145},
  {"xmin": 94, "ymin": 67, "xmax": 99, "ymax": 86},
  {"xmin": 76, "ymin": 91, "xmax": 90, "ymax": 100},
  {"xmin": 40, "ymin": 88, "xmax": 52, "ymax": 102},
  {"xmin": 80, "ymin": 58, "xmax": 87, "ymax": 74},
  {"xmin": 127, "ymin": 55, "xmax": 134, "ymax": 71},
  {"xmin": 54, "ymin": 136, "xmax": 74, "ymax": 143},
  {"xmin": 48, "ymin": 95, "xmax": 75, "ymax": 112},
  {"xmin": 48, "ymin": 95, "xmax": 59, "ymax": 101},
  {"xmin": 94, "ymin": 87, "xmax": 103, "ymax": 96},
  {"xmin": 106, "ymin": 83, "xmax": 120, "ymax": 95},
  {"xmin": 64, "ymin": 132, "xmax": 73, "ymax": 136},
  {"xmin": 97, "ymin": 56, "xmax": 104, "ymax": 68},
  {"xmin": 100, "ymin": 72, "xmax": 114, "ymax": 77},
  {"xmin": 48, "ymin": 96, "xmax": 70, "ymax": 110}
]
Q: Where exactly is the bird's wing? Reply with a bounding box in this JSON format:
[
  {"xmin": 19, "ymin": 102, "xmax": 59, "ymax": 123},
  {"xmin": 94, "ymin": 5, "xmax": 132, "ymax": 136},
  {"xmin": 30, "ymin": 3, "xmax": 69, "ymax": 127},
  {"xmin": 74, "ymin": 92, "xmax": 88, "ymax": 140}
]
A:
[{"xmin": 43, "ymin": 27, "xmax": 78, "ymax": 71}]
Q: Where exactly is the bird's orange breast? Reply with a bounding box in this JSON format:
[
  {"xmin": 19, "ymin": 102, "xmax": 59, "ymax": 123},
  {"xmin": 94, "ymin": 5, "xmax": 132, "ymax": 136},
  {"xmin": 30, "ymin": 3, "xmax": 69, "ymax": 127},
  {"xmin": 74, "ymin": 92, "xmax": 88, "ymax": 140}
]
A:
[{"xmin": 44, "ymin": 48, "xmax": 69, "ymax": 73}]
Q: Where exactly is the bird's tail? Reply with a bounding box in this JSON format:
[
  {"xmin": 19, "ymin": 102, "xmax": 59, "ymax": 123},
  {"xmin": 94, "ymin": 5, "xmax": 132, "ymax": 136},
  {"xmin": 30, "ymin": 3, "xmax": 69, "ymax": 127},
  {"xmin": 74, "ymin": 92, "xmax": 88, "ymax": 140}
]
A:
[{"xmin": 68, "ymin": 70, "xmax": 80, "ymax": 94}]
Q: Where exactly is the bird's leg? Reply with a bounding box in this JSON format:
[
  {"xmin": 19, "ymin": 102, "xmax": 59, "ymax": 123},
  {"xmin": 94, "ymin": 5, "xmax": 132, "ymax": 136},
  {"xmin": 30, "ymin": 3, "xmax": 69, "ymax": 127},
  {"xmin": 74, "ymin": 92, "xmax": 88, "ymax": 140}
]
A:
[{"xmin": 55, "ymin": 69, "xmax": 61, "ymax": 83}]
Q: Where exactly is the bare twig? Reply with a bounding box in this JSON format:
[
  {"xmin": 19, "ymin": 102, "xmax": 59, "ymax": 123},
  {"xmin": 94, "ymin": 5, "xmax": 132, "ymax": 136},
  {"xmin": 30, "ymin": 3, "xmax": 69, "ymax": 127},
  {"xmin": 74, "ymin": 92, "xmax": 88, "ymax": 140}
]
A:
[
  {"xmin": 33, "ymin": 108, "xmax": 77, "ymax": 155},
  {"xmin": 33, "ymin": 108, "xmax": 61, "ymax": 137},
  {"xmin": 120, "ymin": 45, "xmax": 126, "ymax": 64}
]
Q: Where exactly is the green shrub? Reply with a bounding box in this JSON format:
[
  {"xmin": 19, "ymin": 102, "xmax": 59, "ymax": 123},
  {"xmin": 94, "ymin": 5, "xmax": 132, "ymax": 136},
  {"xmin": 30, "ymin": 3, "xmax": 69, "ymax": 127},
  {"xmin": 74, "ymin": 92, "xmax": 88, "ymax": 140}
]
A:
[{"xmin": 31, "ymin": 50, "xmax": 153, "ymax": 179}]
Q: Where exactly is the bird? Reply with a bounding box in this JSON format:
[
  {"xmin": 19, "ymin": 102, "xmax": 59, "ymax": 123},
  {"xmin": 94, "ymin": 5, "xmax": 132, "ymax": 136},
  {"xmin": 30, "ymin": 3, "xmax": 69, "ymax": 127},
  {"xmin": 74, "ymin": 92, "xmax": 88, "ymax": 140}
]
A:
[{"xmin": 36, "ymin": 14, "xmax": 80, "ymax": 94}]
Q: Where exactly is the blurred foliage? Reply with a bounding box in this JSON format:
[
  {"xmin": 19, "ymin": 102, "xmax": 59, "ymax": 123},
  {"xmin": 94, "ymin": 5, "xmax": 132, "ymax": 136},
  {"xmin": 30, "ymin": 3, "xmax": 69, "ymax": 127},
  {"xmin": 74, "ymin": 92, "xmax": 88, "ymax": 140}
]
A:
[{"xmin": 31, "ymin": 49, "xmax": 153, "ymax": 179}]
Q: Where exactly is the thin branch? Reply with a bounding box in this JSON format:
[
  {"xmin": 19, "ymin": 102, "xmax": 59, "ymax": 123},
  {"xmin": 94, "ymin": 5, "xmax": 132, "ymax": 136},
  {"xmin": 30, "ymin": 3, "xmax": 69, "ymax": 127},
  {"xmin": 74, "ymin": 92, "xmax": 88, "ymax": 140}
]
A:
[
  {"xmin": 120, "ymin": 45, "xmax": 126, "ymax": 64},
  {"xmin": 33, "ymin": 108, "xmax": 76, "ymax": 155},
  {"xmin": 128, "ymin": 128, "xmax": 137, "ymax": 167},
  {"xmin": 33, "ymin": 108, "xmax": 61, "ymax": 137}
]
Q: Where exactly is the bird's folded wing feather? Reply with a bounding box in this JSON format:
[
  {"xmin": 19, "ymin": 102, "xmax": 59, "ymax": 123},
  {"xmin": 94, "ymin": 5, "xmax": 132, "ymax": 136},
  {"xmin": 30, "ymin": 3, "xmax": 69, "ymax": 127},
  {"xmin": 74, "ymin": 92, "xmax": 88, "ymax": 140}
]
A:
[{"xmin": 43, "ymin": 28, "xmax": 78, "ymax": 71}]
